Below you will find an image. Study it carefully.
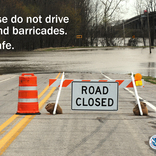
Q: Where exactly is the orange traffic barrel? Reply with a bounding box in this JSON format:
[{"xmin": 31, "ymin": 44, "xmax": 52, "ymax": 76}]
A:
[{"xmin": 16, "ymin": 73, "xmax": 40, "ymax": 115}]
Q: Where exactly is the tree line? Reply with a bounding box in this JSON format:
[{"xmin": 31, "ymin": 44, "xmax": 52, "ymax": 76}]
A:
[
  {"xmin": 3, "ymin": 0, "xmax": 149, "ymax": 50},
  {"xmin": 0, "ymin": 0, "xmax": 128, "ymax": 51},
  {"xmin": 0, "ymin": 0, "xmax": 90, "ymax": 50}
]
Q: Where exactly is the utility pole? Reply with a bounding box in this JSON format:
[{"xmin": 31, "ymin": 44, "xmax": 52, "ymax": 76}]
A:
[
  {"xmin": 74, "ymin": 0, "xmax": 77, "ymax": 46},
  {"xmin": 122, "ymin": 20, "xmax": 125, "ymax": 46},
  {"xmin": 141, "ymin": 15, "xmax": 146, "ymax": 46},
  {"xmin": 95, "ymin": 1, "xmax": 98, "ymax": 47},
  {"xmin": 147, "ymin": 9, "xmax": 152, "ymax": 54}
]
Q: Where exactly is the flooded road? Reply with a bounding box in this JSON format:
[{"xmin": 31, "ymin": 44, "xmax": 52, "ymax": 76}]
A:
[{"xmin": 0, "ymin": 47, "xmax": 156, "ymax": 77}]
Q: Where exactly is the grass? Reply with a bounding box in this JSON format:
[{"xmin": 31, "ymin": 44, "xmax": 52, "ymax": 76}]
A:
[
  {"xmin": 33, "ymin": 45, "xmax": 156, "ymax": 52},
  {"xmin": 33, "ymin": 47, "xmax": 75, "ymax": 52},
  {"xmin": 142, "ymin": 76, "xmax": 156, "ymax": 85},
  {"xmin": 128, "ymin": 73, "xmax": 156, "ymax": 85},
  {"xmin": 33, "ymin": 46, "xmax": 112, "ymax": 52}
]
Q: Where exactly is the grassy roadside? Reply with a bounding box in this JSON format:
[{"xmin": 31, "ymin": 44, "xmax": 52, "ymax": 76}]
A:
[
  {"xmin": 142, "ymin": 76, "xmax": 156, "ymax": 85},
  {"xmin": 129, "ymin": 73, "xmax": 156, "ymax": 85},
  {"xmin": 35, "ymin": 46, "xmax": 156, "ymax": 52},
  {"xmin": 33, "ymin": 46, "xmax": 155, "ymax": 52},
  {"xmin": 33, "ymin": 46, "xmax": 112, "ymax": 52},
  {"xmin": 33, "ymin": 47, "xmax": 74, "ymax": 52}
]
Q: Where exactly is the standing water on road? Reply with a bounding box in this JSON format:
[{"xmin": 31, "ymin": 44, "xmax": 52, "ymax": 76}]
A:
[{"xmin": 0, "ymin": 47, "xmax": 156, "ymax": 77}]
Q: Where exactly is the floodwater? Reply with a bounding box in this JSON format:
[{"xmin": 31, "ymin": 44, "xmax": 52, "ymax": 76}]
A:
[{"xmin": 0, "ymin": 47, "xmax": 156, "ymax": 77}]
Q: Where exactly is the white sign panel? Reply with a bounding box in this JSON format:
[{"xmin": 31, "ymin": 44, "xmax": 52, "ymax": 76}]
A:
[{"xmin": 71, "ymin": 81, "xmax": 118, "ymax": 111}]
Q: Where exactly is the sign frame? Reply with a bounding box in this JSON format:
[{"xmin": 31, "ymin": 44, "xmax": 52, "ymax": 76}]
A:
[{"xmin": 71, "ymin": 81, "xmax": 119, "ymax": 111}]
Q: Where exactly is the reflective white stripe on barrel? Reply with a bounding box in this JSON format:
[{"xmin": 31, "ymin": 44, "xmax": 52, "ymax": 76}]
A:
[
  {"xmin": 18, "ymin": 98, "xmax": 38, "ymax": 102},
  {"xmin": 19, "ymin": 87, "xmax": 37, "ymax": 90}
]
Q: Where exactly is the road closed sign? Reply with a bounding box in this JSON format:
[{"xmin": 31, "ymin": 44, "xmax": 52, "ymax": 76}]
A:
[{"xmin": 71, "ymin": 81, "xmax": 118, "ymax": 111}]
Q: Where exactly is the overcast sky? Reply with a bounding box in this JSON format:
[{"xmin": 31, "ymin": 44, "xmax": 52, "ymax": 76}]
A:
[{"xmin": 123, "ymin": 0, "xmax": 136, "ymax": 20}]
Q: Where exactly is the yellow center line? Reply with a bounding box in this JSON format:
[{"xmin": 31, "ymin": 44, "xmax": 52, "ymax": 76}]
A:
[
  {"xmin": 0, "ymin": 73, "xmax": 61, "ymax": 155},
  {"xmin": 0, "ymin": 115, "xmax": 18, "ymax": 132},
  {"xmin": 0, "ymin": 115, "xmax": 20, "ymax": 134},
  {"xmin": 0, "ymin": 115, "xmax": 34, "ymax": 155},
  {"xmin": 39, "ymin": 87, "xmax": 56, "ymax": 110},
  {"xmin": 0, "ymin": 73, "xmax": 60, "ymax": 134},
  {"xmin": 0, "ymin": 115, "xmax": 21, "ymax": 135},
  {"xmin": 38, "ymin": 73, "xmax": 60, "ymax": 99}
]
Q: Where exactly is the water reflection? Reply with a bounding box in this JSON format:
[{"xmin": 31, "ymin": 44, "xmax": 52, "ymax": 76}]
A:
[
  {"xmin": 148, "ymin": 62, "xmax": 156, "ymax": 77},
  {"xmin": 0, "ymin": 48, "xmax": 156, "ymax": 76}
]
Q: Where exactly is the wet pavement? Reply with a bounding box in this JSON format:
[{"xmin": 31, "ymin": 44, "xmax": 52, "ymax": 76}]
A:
[
  {"xmin": 0, "ymin": 47, "xmax": 156, "ymax": 77},
  {"xmin": 0, "ymin": 48, "xmax": 156, "ymax": 156},
  {"xmin": 0, "ymin": 72, "xmax": 156, "ymax": 156}
]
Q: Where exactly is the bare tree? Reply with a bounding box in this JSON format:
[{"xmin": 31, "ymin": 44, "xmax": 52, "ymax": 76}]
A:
[
  {"xmin": 134, "ymin": 0, "xmax": 144, "ymax": 15},
  {"xmin": 89, "ymin": 0, "xmax": 102, "ymax": 46},
  {"xmin": 134, "ymin": 0, "xmax": 156, "ymax": 13},
  {"xmin": 100, "ymin": 0, "xmax": 126, "ymax": 46},
  {"xmin": 134, "ymin": 0, "xmax": 156, "ymax": 47}
]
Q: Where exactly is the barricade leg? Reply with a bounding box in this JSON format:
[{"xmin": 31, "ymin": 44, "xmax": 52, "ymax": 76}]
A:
[
  {"xmin": 53, "ymin": 72, "xmax": 64, "ymax": 115},
  {"xmin": 131, "ymin": 73, "xmax": 143, "ymax": 116}
]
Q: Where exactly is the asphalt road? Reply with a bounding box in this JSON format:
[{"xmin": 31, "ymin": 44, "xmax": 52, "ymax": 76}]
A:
[{"xmin": 0, "ymin": 48, "xmax": 156, "ymax": 156}]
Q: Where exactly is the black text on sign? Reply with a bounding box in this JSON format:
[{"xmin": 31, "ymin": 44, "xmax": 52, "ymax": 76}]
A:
[{"xmin": 71, "ymin": 81, "xmax": 119, "ymax": 111}]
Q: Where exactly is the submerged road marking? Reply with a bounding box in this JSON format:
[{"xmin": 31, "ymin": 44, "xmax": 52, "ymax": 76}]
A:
[
  {"xmin": 0, "ymin": 73, "xmax": 61, "ymax": 155},
  {"xmin": 0, "ymin": 75, "xmax": 17, "ymax": 83}
]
